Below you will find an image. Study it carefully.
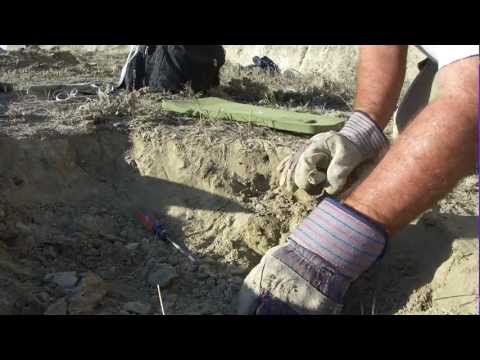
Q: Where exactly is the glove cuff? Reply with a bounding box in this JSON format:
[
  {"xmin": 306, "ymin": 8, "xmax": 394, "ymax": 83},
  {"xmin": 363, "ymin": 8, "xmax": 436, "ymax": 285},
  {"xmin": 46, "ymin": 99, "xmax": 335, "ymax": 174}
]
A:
[
  {"xmin": 338, "ymin": 111, "xmax": 389, "ymax": 158},
  {"xmin": 289, "ymin": 196, "xmax": 388, "ymax": 280}
]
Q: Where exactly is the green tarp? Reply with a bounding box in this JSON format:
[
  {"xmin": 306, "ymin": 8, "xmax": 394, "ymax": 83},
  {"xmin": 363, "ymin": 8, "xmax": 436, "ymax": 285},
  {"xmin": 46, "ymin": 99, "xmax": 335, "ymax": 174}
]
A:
[{"xmin": 162, "ymin": 97, "xmax": 345, "ymax": 135}]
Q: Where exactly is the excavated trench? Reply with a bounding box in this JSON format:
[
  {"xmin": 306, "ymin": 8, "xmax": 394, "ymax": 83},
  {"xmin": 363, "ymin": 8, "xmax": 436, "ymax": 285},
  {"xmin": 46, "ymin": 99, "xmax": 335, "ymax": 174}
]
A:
[
  {"xmin": 0, "ymin": 118, "xmax": 478, "ymax": 315},
  {"xmin": 0, "ymin": 122, "xmax": 317, "ymax": 314}
]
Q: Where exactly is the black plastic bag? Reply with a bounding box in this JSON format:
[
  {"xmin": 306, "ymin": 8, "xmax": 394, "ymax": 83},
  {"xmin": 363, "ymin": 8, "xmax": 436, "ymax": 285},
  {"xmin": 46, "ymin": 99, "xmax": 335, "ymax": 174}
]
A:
[{"xmin": 118, "ymin": 45, "xmax": 225, "ymax": 93}]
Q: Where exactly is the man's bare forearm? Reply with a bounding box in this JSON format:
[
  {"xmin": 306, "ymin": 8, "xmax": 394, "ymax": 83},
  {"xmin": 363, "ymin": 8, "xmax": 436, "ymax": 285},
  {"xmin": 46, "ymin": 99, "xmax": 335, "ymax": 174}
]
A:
[
  {"xmin": 354, "ymin": 45, "xmax": 408, "ymax": 129},
  {"xmin": 345, "ymin": 56, "xmax": 478, "ymax": 234}
]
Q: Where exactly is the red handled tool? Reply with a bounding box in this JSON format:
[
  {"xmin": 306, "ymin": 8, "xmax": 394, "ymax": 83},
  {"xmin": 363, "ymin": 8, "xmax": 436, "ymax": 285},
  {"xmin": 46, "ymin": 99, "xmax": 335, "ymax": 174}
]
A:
[{"xmin": 136, "ymin": 210, "xmax": 197, "ymax": 265}]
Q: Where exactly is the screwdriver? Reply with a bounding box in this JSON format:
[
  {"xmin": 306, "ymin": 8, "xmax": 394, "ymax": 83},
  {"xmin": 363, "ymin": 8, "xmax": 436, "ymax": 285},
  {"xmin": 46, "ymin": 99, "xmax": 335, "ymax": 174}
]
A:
[{"xmin": 136, "ymin": 210, "xmax": 198, "ymax": 265}]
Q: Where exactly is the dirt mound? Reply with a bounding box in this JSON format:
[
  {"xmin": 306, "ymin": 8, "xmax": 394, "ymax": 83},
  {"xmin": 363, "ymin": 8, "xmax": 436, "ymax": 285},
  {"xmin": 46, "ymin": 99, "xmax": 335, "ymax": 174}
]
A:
[
  {"xmin": 0, "ymin": 46, "xmax": 79, "ymax": 72},
  {"xmin": 0, "ymin": 109, "xmax": 315, "ymax": 314}
]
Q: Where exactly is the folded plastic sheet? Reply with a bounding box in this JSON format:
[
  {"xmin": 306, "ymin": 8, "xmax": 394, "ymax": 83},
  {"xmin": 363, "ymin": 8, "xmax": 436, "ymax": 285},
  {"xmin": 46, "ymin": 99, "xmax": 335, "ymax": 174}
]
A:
[{"xmin": 162, "ymin": 97, "xmax": 345, "ymax": 135}]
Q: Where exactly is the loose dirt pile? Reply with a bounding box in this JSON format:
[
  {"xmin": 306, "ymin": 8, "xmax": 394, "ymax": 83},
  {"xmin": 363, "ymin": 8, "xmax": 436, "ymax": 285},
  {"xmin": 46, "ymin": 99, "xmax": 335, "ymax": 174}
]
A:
[{"xmin": 0, "ymin": 47, "xmax": 477, "ymax": 315}]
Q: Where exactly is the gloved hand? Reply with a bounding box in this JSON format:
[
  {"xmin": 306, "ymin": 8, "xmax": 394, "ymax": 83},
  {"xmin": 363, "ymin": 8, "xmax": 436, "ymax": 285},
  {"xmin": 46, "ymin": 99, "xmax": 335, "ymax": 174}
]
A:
[
  {"xmin": 237, "ymin": 196, "xmax": 388, "ymax": 315},
  {"xmin": 278, "ymin": 111, "xmax": 389, "ymax": 195}
]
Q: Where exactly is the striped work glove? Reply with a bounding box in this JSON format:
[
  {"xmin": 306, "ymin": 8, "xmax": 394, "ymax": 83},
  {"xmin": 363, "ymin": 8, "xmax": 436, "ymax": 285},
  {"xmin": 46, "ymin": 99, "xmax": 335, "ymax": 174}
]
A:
[
  {"xmin": 237, "ymin": 197, "xmax": 388, "ymax": 315},
  {"xmin": 278, "ymin": 111, "xmax": 389, "ymax": 195}
]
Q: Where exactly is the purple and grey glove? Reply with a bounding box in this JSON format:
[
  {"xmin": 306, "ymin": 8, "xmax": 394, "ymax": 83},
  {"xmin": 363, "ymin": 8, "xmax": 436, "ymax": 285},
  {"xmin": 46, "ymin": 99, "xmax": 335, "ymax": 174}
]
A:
[
  {"xmin": 237, "ymin": 196, "xmax": 388, "ymax": 315},
  {"xmin": 278, "ymin": 111, "xmax": 389, "ymax": 195}
]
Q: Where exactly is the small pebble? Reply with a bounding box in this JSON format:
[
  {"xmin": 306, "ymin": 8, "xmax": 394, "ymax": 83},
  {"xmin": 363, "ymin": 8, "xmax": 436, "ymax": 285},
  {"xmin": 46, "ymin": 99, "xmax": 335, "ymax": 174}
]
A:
[
  {"xmin": 123, "ymin": 301, "xmax": 151, "ymax": 314},
  {"xmin": 125, "ymin": 242, "xmax": 140, "ymax": 251},
  {"xmin": 15, "ymin": 221, "xmax": 32, "ymax": 234},
  {"xmin": 147, "ymin": 264, "xmax": 178, "ymax": 287},
  {"xmin": 36, "ymin": 292, "xmax": 51, "ymax": 304},
  {"xmin": 44, "ymin": 298, "xmax": 68, "ymax": 315},
  {"xmin": 255, "ymin": 203, "xmax": 264, "ymax": 212},
  {"xmin": 44, "ymin": 271, "xmax": 78, "ymax": 289}
]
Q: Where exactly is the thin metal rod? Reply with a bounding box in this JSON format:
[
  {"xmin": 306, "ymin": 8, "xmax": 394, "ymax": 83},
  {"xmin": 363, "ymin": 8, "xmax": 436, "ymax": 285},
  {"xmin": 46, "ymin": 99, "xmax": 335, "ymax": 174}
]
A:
[{"xmin": 157, "ymin": 284, "xmax": 166, "ymax": 315}]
